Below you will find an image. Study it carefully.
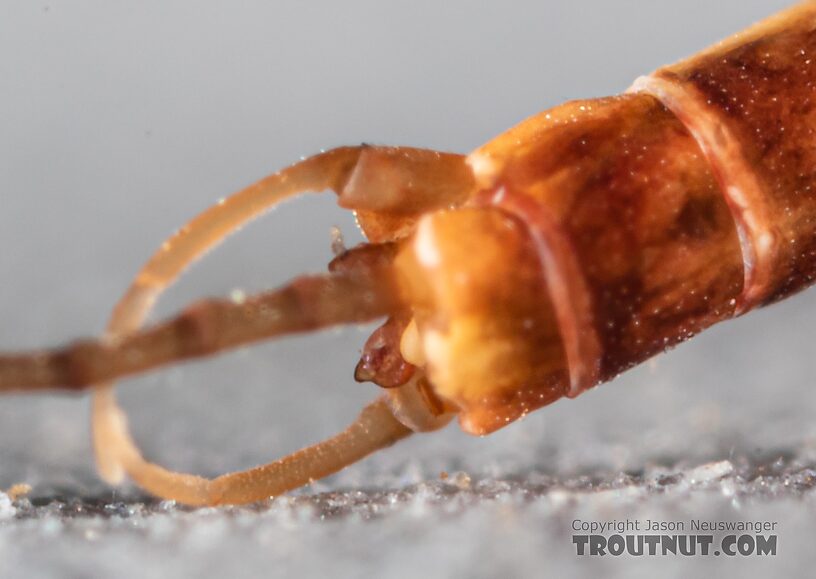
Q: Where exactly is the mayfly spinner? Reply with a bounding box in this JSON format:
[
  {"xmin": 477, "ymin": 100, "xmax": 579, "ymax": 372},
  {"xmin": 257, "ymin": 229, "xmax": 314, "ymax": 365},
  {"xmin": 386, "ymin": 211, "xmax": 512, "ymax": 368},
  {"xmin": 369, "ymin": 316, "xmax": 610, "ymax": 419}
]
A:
[{"xmin": 2, "ymin": 2, "xmax": 816, "ymax": 506}]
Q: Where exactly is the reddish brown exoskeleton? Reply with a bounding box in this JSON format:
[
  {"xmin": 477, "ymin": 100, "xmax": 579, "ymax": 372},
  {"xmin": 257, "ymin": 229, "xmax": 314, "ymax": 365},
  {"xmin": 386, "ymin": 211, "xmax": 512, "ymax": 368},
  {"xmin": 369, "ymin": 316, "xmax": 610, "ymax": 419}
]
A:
[{"xmin": 2, "ymin": 2, "xmax": 816, "ymax": 506}]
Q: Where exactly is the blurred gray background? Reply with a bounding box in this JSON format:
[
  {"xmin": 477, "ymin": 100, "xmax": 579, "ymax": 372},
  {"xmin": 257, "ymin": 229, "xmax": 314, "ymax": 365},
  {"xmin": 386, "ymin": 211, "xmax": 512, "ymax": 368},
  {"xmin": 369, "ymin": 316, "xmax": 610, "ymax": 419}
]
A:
[{"xmin": 1, "ymin": 1, "xmax": 814, "ymax": 578}]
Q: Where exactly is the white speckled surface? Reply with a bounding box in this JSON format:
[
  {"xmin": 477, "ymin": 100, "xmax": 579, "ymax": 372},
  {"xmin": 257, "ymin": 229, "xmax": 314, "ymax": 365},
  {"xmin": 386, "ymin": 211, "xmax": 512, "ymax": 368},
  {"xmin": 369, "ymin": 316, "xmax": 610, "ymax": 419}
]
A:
[{"xmin": 1, "ymin": 1, "xmax": 812, "ymax": 577}]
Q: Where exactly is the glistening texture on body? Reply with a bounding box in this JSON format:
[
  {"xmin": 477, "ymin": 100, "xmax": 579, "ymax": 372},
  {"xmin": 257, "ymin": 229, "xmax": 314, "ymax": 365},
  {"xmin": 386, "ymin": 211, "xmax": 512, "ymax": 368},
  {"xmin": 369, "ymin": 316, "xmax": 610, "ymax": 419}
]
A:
[{"xmin": 1, "ymin": 2, "xmax": 815, "ymax": 506}]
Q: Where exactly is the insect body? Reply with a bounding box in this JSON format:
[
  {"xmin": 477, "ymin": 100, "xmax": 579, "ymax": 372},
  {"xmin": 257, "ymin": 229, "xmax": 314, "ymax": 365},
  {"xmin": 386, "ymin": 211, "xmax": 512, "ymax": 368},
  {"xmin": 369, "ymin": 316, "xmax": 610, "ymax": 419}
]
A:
[{"xmin": 2, "ymin": 2, "xmax": 816, "ymax": 506}]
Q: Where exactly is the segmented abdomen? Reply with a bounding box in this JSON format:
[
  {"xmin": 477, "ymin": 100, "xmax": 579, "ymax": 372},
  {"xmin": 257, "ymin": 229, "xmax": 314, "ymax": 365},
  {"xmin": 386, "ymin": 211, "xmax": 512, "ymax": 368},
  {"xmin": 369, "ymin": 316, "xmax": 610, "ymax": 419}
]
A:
[{"xmin": 471, "ymin": 2, "xmax": 816, "ymax": 396}]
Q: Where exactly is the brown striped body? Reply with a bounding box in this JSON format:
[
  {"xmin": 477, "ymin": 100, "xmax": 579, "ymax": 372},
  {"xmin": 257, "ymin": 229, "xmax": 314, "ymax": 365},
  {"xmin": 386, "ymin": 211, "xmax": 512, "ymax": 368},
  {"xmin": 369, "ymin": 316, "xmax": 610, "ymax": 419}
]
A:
[
  {"xmin": 3, "ymin": 3, "xmax": 815, "ymax": 506},
  {"xmin": 389, "ymin": 2, "xmax": 816, "ymax": 434}
]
